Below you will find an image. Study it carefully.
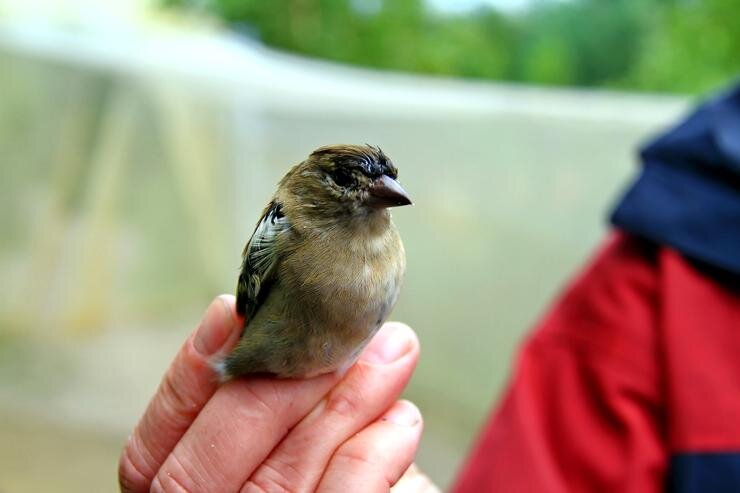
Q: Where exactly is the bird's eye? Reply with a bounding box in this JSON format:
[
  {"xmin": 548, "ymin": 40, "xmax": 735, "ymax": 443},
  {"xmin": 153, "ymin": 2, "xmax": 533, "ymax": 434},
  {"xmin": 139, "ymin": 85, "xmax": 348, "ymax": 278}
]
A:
[{"xmin": 330, "ymin": 168, "xmax": 355, "ymax": 188}]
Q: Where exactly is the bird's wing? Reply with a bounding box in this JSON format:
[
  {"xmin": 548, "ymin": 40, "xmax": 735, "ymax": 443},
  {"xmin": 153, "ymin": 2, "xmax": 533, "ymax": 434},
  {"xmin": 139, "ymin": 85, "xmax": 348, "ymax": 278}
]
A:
[{"xmin": 236, "ymin": 201, "xmax": 290, "ymax": 320}]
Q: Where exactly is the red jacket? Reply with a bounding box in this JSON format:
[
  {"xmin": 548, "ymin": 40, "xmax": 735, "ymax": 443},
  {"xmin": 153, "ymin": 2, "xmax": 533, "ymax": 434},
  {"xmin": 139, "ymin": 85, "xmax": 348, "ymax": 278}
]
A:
[{"xmin": 453, "ymin": 233, "xmax": 740, "ymax": 492}]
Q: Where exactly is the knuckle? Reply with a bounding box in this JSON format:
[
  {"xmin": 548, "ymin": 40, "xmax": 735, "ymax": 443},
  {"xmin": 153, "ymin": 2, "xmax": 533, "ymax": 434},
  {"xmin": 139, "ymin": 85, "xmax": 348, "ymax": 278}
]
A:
[
  {"xmin": 158, "ymin": 368, "xmax": 199, "ymax": 424},
  {"xmin": 118, "ymin": 442, "xmax": 152, "ymax": 493},
  {"xmin": 262, "ymin": 379, "xmax": 288, "ymax": 411},
  {"xmin": 241, "ymin": 481, "xmax": 271, "ymax": 493},
  {"xmin": 154, "ymin": 453, "xmax": 199, "ymax": 493},
  {"xmin": 332, "ymin": 443, "xmax": 382, "ymax": 474},
  {"xmin": 324, "ymin": 385, "xmax": 365, "ymax": 421},
  {"xmin": 248, "ymin": 457, "xmax": 307, "ymax": 493},
  {"xmin": 150, "ymin": 475, "xmax": 191, "ymax": 493},
  {"xmin": 232, "ymin": 380, "xmax": 281, "ymax": 417},
  {"xmin": 243, "ymin": 475, "xmax": 292, "ymax": 493}
]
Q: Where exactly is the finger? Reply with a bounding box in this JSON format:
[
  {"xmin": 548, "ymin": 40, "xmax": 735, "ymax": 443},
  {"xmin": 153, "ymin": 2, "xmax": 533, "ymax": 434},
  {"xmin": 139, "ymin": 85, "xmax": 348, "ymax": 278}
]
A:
[
  {"xmin": 152, "ymin": 370, "xmax": 340, "ymax": 492},
  {"xmin": 392, "ymin": 464, "xmax": 441, "ymax": 493},
  {"xmin": 317, "ymin": 400, "xmax": 423, "ymax": 493},
  {"xmin": 118, "ymin": 295, "xmax": 242, "ymax": 493},
  {"xmin": 243, "ymin": 322, "xmax": 419, "ymax": 493}
]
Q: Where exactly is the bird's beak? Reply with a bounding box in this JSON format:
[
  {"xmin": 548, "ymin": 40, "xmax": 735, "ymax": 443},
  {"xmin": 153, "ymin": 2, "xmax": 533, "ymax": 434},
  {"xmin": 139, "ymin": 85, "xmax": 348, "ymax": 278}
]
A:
[{"xmin": 366, "ymin": 175, "xmax": 413, "ymax": 208}]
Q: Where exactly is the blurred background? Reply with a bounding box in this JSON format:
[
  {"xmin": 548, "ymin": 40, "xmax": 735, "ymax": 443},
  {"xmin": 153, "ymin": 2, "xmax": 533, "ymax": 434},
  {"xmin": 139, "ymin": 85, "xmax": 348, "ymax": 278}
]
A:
[{"xmin": 0, "ymin": 0, "xmax": 736, "ymax": 490}]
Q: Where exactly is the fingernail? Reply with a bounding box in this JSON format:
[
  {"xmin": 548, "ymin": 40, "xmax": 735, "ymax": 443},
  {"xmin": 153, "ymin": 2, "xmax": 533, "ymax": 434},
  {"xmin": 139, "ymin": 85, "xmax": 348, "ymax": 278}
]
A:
[
  {"xmin": 383, "ymin": 400, "xmax": 420, "ymax": 427},
  {"xmin": 362, "ymin": 324, "xmax": 414, "ymax": 364},
  {"xmin": 194, "ymin": 296, "xmax": 236, "ymax": 356}
]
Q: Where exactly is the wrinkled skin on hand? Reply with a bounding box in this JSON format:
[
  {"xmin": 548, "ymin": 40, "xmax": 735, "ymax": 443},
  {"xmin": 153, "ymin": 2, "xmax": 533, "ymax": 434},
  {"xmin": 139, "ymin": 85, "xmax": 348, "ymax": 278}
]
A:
[{"xmin": 118, "ymin": 295, "xmax": 439, "ymax": 493}]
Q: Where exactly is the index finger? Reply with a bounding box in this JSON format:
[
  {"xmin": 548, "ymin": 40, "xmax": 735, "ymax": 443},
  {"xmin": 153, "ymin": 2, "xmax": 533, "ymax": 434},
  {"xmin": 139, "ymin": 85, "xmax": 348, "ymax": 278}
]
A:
[{"xmin": 118, "ymin": 295, "xmax": 242, "ymax": 493}]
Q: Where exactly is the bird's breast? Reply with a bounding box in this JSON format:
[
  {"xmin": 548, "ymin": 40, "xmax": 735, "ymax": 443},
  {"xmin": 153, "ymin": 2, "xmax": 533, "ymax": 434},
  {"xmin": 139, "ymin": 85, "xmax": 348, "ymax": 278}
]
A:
[{"xmin": 282, "ymin": 225, "xmax": 405, "ymax": 329}]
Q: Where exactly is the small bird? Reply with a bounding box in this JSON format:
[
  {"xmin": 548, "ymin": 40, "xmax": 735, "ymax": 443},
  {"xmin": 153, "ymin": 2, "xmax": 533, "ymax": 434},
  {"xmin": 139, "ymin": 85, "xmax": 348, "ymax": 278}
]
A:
[{"xmin": 217, "ymin": 144, "xmax": 411, "ymax": 379}]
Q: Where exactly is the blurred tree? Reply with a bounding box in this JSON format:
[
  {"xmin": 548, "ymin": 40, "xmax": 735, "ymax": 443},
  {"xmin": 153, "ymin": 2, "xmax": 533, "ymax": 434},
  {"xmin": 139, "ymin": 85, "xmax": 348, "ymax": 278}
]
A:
[
  {"xmin": 629, "ymin": 0, "xmax": 740, "ymax": 94},
  {"xmin": 515, "ymin": 0, "xmax": 647, "ymax": 87},
  {"xmin": 162, "ymin": 0, "xmax": 740, "ymax": 94}
]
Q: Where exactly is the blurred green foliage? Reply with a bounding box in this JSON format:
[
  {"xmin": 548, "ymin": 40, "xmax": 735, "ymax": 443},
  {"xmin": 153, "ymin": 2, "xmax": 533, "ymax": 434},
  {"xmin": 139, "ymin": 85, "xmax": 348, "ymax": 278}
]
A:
[{"xmin": 163, "ymin": 0, "xmax": 739, "ymax": 94}]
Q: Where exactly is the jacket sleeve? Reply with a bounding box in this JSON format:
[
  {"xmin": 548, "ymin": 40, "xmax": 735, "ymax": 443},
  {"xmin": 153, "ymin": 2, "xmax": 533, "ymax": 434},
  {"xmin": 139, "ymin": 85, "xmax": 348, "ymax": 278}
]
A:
[{"xmin": 453, "ymin": 234, "xmax": 668, "ymax": 493}]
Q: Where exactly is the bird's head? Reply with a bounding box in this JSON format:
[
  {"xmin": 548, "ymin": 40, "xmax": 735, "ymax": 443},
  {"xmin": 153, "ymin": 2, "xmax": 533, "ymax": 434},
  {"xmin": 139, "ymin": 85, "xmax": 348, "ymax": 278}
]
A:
[{"xmin": 280, "ymin": 144, "xmax": 412, "ymax": 225}]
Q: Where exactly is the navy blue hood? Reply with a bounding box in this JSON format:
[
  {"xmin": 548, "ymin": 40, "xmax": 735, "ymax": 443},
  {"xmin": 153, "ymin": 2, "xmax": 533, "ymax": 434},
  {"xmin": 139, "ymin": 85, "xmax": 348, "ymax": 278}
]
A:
[{"xmin": 611, "ymin": 83, "xmax": 740, "ymax": 276}]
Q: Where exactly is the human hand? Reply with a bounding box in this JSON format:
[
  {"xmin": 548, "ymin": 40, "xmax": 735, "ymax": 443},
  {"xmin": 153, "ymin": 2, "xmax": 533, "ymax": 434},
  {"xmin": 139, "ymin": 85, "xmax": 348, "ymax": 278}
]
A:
[{"xmin": 118, "ymin": 295, "xmax": 429, "ymax": 492}]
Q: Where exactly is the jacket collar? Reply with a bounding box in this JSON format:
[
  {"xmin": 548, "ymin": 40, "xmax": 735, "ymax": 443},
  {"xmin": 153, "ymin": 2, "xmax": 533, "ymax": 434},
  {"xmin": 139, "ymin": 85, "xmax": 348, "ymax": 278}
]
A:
[{"xmin": 611, "ymin": 83, "xmax": 740, "ymax": 276}]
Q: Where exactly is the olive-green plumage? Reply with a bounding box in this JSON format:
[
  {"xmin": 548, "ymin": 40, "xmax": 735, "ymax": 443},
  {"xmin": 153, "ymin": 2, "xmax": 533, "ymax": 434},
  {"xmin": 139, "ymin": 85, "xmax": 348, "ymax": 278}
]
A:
[{"xmin": 218, "ymin": 144, "xmax": 411, "ymax": 379}]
